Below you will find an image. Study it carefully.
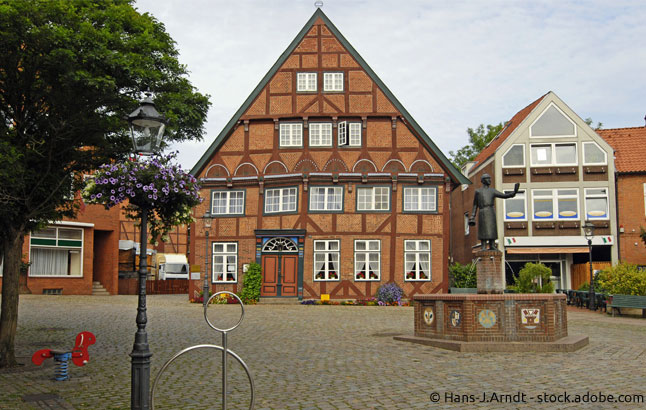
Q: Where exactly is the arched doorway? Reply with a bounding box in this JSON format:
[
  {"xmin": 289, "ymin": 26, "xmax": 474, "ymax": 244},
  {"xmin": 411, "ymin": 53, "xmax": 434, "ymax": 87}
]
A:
[{"xmin": 261, "ymin": 237, "xmax": 299, "ymax": 297}]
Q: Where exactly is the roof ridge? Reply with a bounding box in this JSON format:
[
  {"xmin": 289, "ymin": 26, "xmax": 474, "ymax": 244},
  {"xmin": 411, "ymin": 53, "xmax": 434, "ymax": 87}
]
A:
[{"xmin": 597, "ymin": 126, "xmax": 646, "ymax": 132}]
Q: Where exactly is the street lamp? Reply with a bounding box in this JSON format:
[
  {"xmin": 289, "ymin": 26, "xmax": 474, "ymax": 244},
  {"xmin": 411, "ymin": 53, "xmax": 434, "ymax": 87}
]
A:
[
  {"xmin": 583, "ymin": 222, "xmax": 596, "ymax": 310},
  {"xmin": 203, "ymin": 212, "xmax": 212, "ymax": 308},
  {"xmin": 128, "ymin": 95, "xmax": 166, "ymax": 410}
]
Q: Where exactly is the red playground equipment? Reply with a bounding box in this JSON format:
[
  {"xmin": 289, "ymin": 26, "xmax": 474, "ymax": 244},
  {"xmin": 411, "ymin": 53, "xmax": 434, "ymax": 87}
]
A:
[{"xmin": 32, "ymin": 331, "xmax": 96, "ymax": 380}]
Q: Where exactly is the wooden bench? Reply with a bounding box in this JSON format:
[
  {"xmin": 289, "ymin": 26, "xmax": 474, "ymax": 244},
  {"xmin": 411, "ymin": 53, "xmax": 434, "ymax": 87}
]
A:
[{"xmin": 609, "ymin": 294, "xmax": 646, "ymax": 317}]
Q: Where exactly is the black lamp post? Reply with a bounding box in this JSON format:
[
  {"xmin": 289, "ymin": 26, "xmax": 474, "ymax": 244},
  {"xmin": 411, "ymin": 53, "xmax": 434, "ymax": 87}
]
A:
[
  {"xmin": 584, "ymin": 222, "xmax": 596, "ymax": 310},
  {"xmin": 127, "ymin": 94, "xmax": 166, "ymax": 410},
  {"xmin": 203, "ymin": 212, "xmax": 212, "ymax": 307}
]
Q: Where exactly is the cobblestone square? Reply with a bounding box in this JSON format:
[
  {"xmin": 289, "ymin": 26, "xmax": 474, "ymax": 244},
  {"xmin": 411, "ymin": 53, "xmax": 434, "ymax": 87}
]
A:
[{"xmin": 1, "ymin": 295, "xmax": 645, "ymax": 409}]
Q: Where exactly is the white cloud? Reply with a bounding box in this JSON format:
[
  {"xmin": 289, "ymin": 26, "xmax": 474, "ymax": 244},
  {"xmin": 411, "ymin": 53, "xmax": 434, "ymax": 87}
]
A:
[{"xmin": 135, "ymin": 0, "xmax": 646, "ymax": 169}]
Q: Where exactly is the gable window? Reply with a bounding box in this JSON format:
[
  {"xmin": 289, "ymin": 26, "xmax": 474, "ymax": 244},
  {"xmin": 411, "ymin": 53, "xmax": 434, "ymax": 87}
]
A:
[
  {"xmin": 530, "ymin": 103, "xmax": 576, "ymax": 138},
  {"xmin": 404, "ymin": 240, "xmax": 431, "ymax": 281},
  {"xmin": 403, "ymin": 187, "xmax": 437, "ymax": 212},
  {"xmin": 265, "ymin": 187, "xmax": 298, "ymax": 214},
  {"xmin": 279, "ymin": 123, "xmax": 303, "ymax": 147},
  {"xmin": 29, "ymin": 227, "xmax": 83, "ymax": 277},
  {"xmin": 212, "ymin": 242, "xmax": 237, "ymax": 283},
  {"xmin": 309, "ymin": 123, "xmax": 333, "ymax": 147},
  {"xmin": 532, "ymin": 189, "xmax": 579, "ymax": 220},
  {"xmin": 309, "ymin": 186, "xmax": 343, "ymax": 212},
  {"xmin": 296, "ymin": 73, "xmax": 317, "ymax": 92},
  {"xmin": 530, "ymin": 143, "xmax": 577, "ymax": 166},
  {"xmin": 504, "ymin": 190, "xmax": 526, "ymax": 221},
  {"xmin": 502, "ymin": 144, "xmax": 525, "ymax": 167},
  {"xmin": 357, "ymin": 186, "xmax": 390, "ymax": 211},
  {"xmin": 314, "ymin": 240, "xmax": 340, "ymax": 281},
  {"xmin": 211, "ymin": 190, "xmax": 245, "ymax": 216},
  {"xmin": 355, "ymin": 240, "xmax": 380, "ymax": 281},
  {"xmin": 585, "ymin": 188, "xmax": 608, "ymax": 219},
  {"xmin": 338, "ymin": 122, "xmax": 361, "ymax": 147},
  {"xmin": 323, "ymin": 72, "xmax": 343, "ymax": 92},
  {"xmin": 583, "ymin": 142, "xmax": 607, "ymax": 165}
]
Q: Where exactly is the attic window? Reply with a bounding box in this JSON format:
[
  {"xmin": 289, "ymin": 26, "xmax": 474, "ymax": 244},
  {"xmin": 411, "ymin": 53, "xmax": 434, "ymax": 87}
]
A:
[
  {"xmin": 297, "ymin": 73, "xmax": 317, "ymax": 92},
  {"xmin": 338, "ymin": 121, "xmax": 361, "ymax": 147},
  {"xmin": 530, "ymin": 104, "xmax": 576, "ymax": 138},
  {"xmin": 583, "ymin": 142, "xmax": 607, "ymax": 165},
  {"xmin": 323, "ymin": 72, "xmax": 343, "ymax": 92},
  {"xmin": 502, "ymin": 144, "xmax": 525, "ymax": 167}
]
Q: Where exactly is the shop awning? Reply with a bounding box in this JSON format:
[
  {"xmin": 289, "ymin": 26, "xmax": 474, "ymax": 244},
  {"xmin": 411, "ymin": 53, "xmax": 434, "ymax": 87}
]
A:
[{"xmin": 506, "ymin": 247, "xmax": 589, "ymax": 254}]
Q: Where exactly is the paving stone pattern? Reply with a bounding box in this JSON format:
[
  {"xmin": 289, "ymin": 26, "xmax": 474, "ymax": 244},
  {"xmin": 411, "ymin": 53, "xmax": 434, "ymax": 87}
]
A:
[{"xmin": 1, "ymin": 295, "xmax": 645, "ymax": 409}]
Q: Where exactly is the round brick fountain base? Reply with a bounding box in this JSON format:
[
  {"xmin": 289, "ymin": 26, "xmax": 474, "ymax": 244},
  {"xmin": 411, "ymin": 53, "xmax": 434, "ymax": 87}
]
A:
[{"xmin": 394, "ymin": 293, "xmax": 588, "ymax": 352}]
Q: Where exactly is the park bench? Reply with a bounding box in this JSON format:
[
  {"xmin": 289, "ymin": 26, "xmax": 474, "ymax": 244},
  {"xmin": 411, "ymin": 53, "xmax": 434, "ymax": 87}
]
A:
[{"xmin": 609, "ymin": 294, "xmax": 646, "ymax": 317}]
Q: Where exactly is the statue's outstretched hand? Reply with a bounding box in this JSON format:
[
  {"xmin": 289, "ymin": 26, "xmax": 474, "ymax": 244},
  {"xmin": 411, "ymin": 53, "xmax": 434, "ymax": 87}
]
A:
[{"xmin": 513, "ymin": 182, "xmax": 520, "ymax": 193}]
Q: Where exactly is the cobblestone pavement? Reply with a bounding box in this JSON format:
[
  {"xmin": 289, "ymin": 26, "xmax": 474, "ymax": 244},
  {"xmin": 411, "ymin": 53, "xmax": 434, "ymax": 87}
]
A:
[{"xmin": 1, "ymin": 295, "xmax": 645, "ymax": 409}]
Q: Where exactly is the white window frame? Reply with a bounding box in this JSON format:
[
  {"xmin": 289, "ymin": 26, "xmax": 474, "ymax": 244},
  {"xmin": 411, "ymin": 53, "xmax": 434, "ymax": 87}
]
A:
[
  {"xmin": 338, "ymin": 121, "xmax": 361, "ymax": 147},
  {"xmin": 504, "ymin": 190, "xmax": 527, "ymax": 221},
  {"xmin": 357, "ymin": 186, "xmax": 390, "ymax": 211},
  {"xmin": 529, "ymin": 103, "xmax": 577, "ymax": 138},
  {"xmin": 309, "ymin": 123, "xmax": 333, "ymax": 147},
  {"xmin": 530, "ymin": 143, "xmax": 577, "ymax": 166},
  {"xmin": 29, "ymin": 226, "xmax": 84, "ymax": 277},
  {"xmin": 264, "ymin": 187, "xmax": 298, "ymax": 214},
  {"xmin": 354, "ymin": 240, "xmax": 380, "ymax": 281},
  {"xmin": 404, "ymin": 240, "xmax": 431, "ymax": 281},
  {"xmin": 323, "ymin": 72, "xmax": 343, "ymax": 92},
  {"xmin": 582, "ymin": 141, "xmax": 607, "ymax": 165},
  {"xmin": 584, "ymin": 187, "xmax": 609, "ymax": 220},
  {"xmin": 313, "ymin": 240, "xmax": 340, "ymax": 281},
  {"xmin": 279, "ymin": 123, "xmax": 303, "ymax": 147},
  {"xmin": 309, "ymin": 186, "xmax": 343, "ymax": 212},
  {"xmin": 502, "ymin": 144, "xmax": 525, "ymax": 168},
  {"xmin": 403, "ymin": 187, "xmax": 437, "ymax": 212},
  {"xmin": 212, "ymin": 242, "xmax": 237, "ymax": 283},
  {"xmin": 531, "ymin": 189, "xmax": 580, "ymax": 220},
  {"xmin": 296, "ymin": 72, "xmax": 317, "ymax": 92},
  {"xmin": 211, "ymin": 190, "xmax": 245, "ymax": 215}
]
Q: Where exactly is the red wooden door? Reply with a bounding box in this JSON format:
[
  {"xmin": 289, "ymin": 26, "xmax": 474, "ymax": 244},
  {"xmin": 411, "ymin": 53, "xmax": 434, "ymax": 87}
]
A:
[
  {"xmin": 261, "ymin": 255, "xmax": 278, "ymax": 296},
  {"xmin": 281, "ymin": 255, "xmax": 297, "ymax": 297}
]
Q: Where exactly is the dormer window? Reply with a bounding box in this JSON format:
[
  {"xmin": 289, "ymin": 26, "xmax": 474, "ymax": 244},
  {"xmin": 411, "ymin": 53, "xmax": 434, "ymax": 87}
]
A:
[
  {"xmin": 323, "ymin": 72, "xmax": 343, "ymax": 92},
  {"xmin": 338, "ymin": 121, "xmax": 361, "ymax": 147},
  {"xmin": 297, "ymin": 73, "xmax": 317, "ymax": 92}
]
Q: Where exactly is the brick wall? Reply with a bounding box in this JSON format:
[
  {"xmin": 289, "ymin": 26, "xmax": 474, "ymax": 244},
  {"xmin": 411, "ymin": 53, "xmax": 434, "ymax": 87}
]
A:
[{"xmin": 616, "ymin": 173, "xmax": 646, "ymax": 264}]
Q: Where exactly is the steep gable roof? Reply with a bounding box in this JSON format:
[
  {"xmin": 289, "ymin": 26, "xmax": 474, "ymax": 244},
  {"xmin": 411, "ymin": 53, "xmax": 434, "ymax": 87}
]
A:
[
  {"xmin": 470, "ymin": 93, "xmax": 549, "ymax": 169},
  {"xmin": 598, "ymin": 126, "xmax": 646, "ymax": 173},
  {"xmin": 190, "ymin": 8, "xmax": 468, "ymax": 185}
]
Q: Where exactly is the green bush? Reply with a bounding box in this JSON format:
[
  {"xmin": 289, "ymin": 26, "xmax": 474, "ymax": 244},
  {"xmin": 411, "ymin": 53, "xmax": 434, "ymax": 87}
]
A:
[
  {"xmin": 238, "ymin": 262, "xmax": 262, "ymax": 304},
  {"xmin": 449, "ymin": 262, "xmax": 477, "ymax": 288},
  {"xmin": 509, "ymin": 262, "xmax": 554, "ymax": 293},
  {"xmin": 577, "ymin": 281, "xmax": 590, "ymax": 291},
  {"xmin": 596, "ymin": 263, "xmax": 646, "ymax": 295}
]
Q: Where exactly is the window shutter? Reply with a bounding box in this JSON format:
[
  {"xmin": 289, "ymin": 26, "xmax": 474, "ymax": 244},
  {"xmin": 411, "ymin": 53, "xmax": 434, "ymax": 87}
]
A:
[{"xmin": 338, "ymin": 121, "xmax": 347, "ymax": 146}]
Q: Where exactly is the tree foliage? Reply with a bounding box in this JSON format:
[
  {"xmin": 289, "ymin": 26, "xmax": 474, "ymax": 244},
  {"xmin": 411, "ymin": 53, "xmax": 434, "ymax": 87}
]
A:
[
  {"xmin": 509, "ymin": 262, "xmax": 554, "ymax": 293},
  {"xmin": 449, "ymin": 123, "xmax": 504, "ymax": 168},
  {"xmin": 596, "ymin": 263, "xmax": 646, "ymax": 296},
  {"xmin": 0, "ymin": 0, "xmax": 210, "ymax": 367}
]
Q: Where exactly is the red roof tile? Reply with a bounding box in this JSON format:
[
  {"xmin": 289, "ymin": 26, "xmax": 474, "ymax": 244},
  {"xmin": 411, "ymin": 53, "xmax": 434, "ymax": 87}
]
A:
[
  {"xmin": 471, "ymin": 93, "xmax": 548, "ymax": 168},
  {"xmin": 598, "ymin": 126, "xmax": 646, "ymax": 173}
]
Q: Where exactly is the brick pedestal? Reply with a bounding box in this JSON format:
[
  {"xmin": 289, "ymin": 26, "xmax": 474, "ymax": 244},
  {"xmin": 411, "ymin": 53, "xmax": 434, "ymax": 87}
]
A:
[{"xmin": 475, "ymin": 250, "xmax": 504, "ymax": 294}]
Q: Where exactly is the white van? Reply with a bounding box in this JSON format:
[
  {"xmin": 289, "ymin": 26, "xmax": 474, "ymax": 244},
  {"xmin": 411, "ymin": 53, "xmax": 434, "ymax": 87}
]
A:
[{"xmin": 157, "ymin": 253, "xmax": 190, "ymax": 280}]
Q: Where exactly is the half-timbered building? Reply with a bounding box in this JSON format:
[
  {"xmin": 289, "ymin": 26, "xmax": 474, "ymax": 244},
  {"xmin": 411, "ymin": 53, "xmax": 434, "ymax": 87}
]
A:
[{"xmin": 189, "ymin": 9, "xmax": 468, "ymax": 301}]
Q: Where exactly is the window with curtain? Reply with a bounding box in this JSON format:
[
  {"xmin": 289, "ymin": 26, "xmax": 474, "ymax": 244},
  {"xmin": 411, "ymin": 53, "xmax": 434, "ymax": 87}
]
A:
[
  {"xmin": 404, "ymin": 240, "xmax": 431, "ymax": 281},
  {"xmin": 314, "ymin": 240, "xmax": 340, "ymax": 281},
  {"xmin": 354, "ymin": 240, "xmax": 380, "ymax": 281},
  {"xmin": 29, "ymin": 226, "xmax": 83, "ymax": 277},
  {"xmin": 212, "ymin": 242, "xmax": 237, "ymax": 283}
]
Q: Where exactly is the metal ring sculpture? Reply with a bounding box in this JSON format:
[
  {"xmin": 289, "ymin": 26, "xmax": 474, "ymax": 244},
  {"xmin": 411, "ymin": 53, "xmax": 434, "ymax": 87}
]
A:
[{"xmin": 150, "ymin": 291, "xmax": 255, "ymax": 409}]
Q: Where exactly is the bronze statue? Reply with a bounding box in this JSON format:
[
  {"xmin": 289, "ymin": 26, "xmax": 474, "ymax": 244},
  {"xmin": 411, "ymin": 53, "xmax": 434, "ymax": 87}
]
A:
[{"xmin": 469, "ymin": 174, "xmax": 520, "ymax": 250}]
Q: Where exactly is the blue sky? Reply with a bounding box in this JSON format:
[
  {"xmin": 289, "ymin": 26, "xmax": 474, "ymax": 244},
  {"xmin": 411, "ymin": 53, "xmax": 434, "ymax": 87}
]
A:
[{"xmin": 134, "ymin": 0, "xmax": 646, "ymax": 170}]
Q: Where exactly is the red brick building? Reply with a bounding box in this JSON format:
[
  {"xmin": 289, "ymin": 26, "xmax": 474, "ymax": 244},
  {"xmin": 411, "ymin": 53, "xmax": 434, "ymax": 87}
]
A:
[
  {"xmin": 598, "ymin": 125, "xmax": 646, "ymax": 266},
  {"xmin": 451, "ymin": 92, "xmax": 618, "ymax": 290},
  {"xmin": 0, "ymin": 203, "xmax": 121, "ymax": 295},
  {"xmin": 189, "ymin": 9, "xmax": 468, "ymax": 301}
]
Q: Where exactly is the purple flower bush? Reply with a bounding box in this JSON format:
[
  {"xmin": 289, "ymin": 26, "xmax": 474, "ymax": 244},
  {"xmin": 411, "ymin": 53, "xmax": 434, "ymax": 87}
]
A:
[
  {"xmin": 83, "ymin": 152, "xmax": 202, "ymax": 241},
  {"xmin": 376, "ymin": 283, "xmax": 404, "ymax": 305}
]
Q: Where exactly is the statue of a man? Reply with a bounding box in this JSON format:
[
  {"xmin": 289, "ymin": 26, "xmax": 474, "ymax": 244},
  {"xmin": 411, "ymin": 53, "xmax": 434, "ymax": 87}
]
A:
[{"xmin": 469, "ymin": 174, "xmax": 520, "ymax": 250}]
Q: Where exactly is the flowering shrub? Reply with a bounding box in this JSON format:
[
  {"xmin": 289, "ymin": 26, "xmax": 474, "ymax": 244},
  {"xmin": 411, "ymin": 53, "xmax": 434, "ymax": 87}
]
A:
[
  {"xmin": 376, "ymin": 283, "xmax": 404, "ymax": 305},
  {"xmin": 83, "ymin": 152, "xmax": 202, "ymax": 241}
]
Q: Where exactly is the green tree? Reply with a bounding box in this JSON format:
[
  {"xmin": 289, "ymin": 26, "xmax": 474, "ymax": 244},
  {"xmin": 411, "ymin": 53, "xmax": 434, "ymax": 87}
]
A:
[
  {"xmin": 509, "ymin": 262, "xmax": 554, "ymax": 293},
  {"xmin": 0, "ymin": 0, "xmax": 210, "ymax": 367},
  {"xmin": 584, "ymin": 117, "xmax": 603, "ymax": 130},
  {"xmin": 449, "ymin": 123, "xmax": 505, "ymax": 168}
]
